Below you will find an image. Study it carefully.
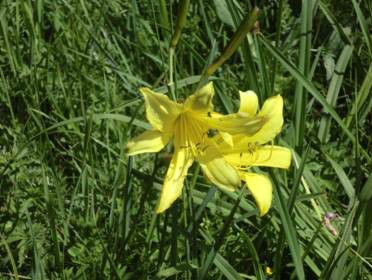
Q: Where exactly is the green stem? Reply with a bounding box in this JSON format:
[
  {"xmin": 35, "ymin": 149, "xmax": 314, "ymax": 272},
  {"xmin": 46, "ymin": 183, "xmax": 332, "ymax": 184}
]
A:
[
  {"xmin": 199, "ymin": 7, "xmax": 260, "ymax": 85},
  {"xmin": 170, "ymin": 0, "xmax": 190, "ymax": 48},
  {"xmin": 168, "ymin": 47, "xmax": 176, "ymax": 100}
]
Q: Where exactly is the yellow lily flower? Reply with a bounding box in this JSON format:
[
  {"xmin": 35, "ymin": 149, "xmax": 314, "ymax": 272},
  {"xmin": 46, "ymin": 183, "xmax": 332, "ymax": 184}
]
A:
[
  {"xmin": 217, "ymin": 91, "xmax": 292, "ymax": 216},
  {"xmin": 126, "ymin": 82, "xmax": 265, "ymax": 213}
]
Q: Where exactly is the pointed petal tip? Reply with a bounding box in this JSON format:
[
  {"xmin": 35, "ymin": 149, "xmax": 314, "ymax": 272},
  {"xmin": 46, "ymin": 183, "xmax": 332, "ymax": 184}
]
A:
[
  {"xmin": 259, "ymin": 205, "xmax": 270, "ymax": 216},
  {"xmin": 155, "ymin": 204, "xmax": 167, "ymax": 214},
  {"xmin": 155, "ymin": 190, "xmax": 180, "ymax": 214},
  {"xmin": 203, "ymin": 81, "xmax": 214, "ymax": 90},
  {"xmin": 185, "ymin": 81, "xmax": 216, "ymax": 112},
  {"xmin": 125, "ymin": 141, "xmax": 138, "ymax": 156},
  {"xmin": 270, "ymin": 94, "xmax": 283, "ymax": 105},
  {"xmin": 139, "ymin": 86, "xmax": 152, "ymax": 93},
  {"xmin": 196, "ymin": 81, "xmax": 215, "ymax": 95},
  {"xmin": 124, "ymin": 144, "xmax": 132, "ymax": 155},
  {"xmin": 242, "ymin": 172, "xmax": 273, "ymax": 216},
  {"xmin": 138, "ymin": 87, "xmax": 152, "ymax": 97},
  {"xmin": 125, "ymin": 130, "xmax": 169, "ymax": 156}
]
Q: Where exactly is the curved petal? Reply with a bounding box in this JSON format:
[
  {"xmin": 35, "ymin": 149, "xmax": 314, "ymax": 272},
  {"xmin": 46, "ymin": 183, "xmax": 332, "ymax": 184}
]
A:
[
  {"xmin": 239, "ymin": 90, "xmax": 258, "ymax": 116},
  {"xmin": 241, "ymin": 172, "xmax": 272, "ymax": 216},
  {"xmin": 223, "ymin": 146, "xmax": 292, "ymax": 169},
  {"xmin": 156, "ymin": 148, "xmax": 193, "ymax": 213},
  {"xmin": 140, "ymin": 87, "xmax": 183, "ymax": 132},
  {"xmin": 255, "ymin": 95, "xmax": 284, "ymax": 143},
  {"xmin": 126, "ymin": 130, "xmax": 170, "ymax": 156},
  {"xmin": 185, "ymin": 82, "xmax": 215, "ymax": 113},
  {"xmin": 198, "ymin": 145, "xmax": 240, "ymax": 191},
  {"xmin": 225, "ymin": 95, "xmax": 284, "ymax": 145},
  {"xmin": 199, "ymin": 113, "xmax": 264, "ymax": 135}
]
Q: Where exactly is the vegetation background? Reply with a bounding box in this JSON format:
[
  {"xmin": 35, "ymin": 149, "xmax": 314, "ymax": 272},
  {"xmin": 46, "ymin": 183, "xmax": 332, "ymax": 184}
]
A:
[{"xmin": 0, "ymin": 0, "xmax": 371, "ymax": 279}]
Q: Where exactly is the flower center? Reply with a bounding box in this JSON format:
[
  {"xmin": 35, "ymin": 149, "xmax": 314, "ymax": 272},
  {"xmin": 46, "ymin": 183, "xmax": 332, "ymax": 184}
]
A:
[{"xmin": 174, "ymin": 112, "xmax": 211, "ymax": 157}]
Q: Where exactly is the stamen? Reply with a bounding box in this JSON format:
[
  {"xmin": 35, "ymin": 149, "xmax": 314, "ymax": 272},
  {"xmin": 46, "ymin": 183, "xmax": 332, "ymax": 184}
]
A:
[
  {"xmin": 246, "ymin": 142, "xmax": 260, "ymax": 165},
  {"xmin": 177, "ymin": 112, "xmax": 219, "ymax": 158},
  {"xmin": 186, "ymin": 114, "xmax": 204, "ymax": 156},
  {"xmin": 258, "ymin": 141, "xmax": 274, "ymax": 163},
  {"xmin": 174, "ymin": 115, "xmax": 191, "ymax": 181}
]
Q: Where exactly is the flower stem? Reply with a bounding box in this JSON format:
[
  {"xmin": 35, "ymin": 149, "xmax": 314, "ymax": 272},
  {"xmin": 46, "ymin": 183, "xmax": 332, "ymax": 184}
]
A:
[
  {"xmin": 168, "ymin": 47, "xmax": 176, "ymax": 100},
  {"xmin": 199, "ymin": 7, "xmax": 260, "ymax": 86}
]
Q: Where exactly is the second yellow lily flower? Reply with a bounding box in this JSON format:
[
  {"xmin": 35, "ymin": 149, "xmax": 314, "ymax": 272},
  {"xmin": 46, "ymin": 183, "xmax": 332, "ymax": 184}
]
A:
[{"xmin": 216, "ymin": 91, "xmax": 291, "ymax": 215}]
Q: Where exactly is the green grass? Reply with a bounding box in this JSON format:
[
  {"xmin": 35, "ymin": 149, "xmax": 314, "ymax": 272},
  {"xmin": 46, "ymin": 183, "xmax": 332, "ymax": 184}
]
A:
[{"xmin": 0, "ymin": 0, "xmax": 371, "ymax": 279}]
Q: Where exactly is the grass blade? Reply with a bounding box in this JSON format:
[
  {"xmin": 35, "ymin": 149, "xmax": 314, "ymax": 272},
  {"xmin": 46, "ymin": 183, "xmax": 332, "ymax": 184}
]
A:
[
  {"xmin": 271, "ymin": 171, "xmax": 305, "ymax": 280},
  {"xmin": 318, "ymin": 45, "xmax": 354, "ymax": 142}
]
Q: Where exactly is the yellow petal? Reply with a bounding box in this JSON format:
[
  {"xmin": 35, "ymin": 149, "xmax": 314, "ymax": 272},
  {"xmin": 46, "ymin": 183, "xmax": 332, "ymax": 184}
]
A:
[
  {"xmin": 255, "ymin": 95, "xmax": 284, "ymax": 143},
  {"xmin": 224, "ymin": 95, "xmax": 283, "ymax": 145},
  {"xmin": 198, "ymin": 145, "xmax": 240, "ymax": 191},
  {"xmin": 200, "ymin": 113, "xmax": 264, "ymax": 135},
  {"xmin": 126, "ymin": 130, "xmax": 170, "ymax": 156},
  {"xmin": 239, "ymin": 90, "xmax": 258, "ymax": 116},
  {"xmin": 185, "ymin": 82, "xmax": 215, "ymax": 112},
  {"xmin": 241, "ymin": 172, "xmax": 272, "ymax": 216},
  {"xmin": 219, "ymin": 131, "xmax": 234, "ymax": 147},
  {"xmin": 223, "ymin": 145, "xmax": 292, "ymax": 169},
  {"xmin": 140, "ymin": 87, "xmax": 183, "ymax": 132},
  {"xmin": 156, "ymin": 148, "xmax": 193, "ymax": 213}
]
